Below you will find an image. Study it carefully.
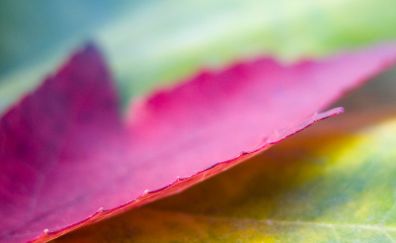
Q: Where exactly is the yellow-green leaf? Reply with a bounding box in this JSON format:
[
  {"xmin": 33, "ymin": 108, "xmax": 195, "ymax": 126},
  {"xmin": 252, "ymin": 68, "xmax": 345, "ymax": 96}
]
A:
[{"xmin": 56, "ymin": 106, "xmax": 396, "ymax": 242}]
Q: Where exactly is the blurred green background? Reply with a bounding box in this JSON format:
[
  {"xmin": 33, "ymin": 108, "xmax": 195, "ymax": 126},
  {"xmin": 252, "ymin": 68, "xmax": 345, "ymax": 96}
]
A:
[{"xmin": 1, "ymin": 0, "xmax": 396, "ymax": 113}]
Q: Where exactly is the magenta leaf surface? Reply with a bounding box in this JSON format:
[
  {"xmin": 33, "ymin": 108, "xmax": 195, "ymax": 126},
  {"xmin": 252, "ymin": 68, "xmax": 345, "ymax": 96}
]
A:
[{"xmin": 1, "ymin": 43, "xmax": 396, "ymax": 242}]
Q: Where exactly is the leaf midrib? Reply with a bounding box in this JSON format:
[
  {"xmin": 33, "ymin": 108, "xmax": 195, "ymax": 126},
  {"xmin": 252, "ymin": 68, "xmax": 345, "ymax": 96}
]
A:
[{"xmin": 150, "ymin": 208, "xmax": 396, "ymax": 232}]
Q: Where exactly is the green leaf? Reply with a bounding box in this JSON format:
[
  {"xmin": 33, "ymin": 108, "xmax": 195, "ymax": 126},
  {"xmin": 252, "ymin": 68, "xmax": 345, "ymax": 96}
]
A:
[
  {"xmin": 101, "ymin": 0, "xmax": 396, "ymax": 102},
  {"xmin": 56, "ymin": 108, "xmax": 396, "ymax": 242}
]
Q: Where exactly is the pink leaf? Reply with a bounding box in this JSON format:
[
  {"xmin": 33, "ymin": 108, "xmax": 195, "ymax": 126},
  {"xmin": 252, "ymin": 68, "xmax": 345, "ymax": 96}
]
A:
[{"xmin": 1, "ymin": 43, "xmax": 396, "ymax": 242}]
